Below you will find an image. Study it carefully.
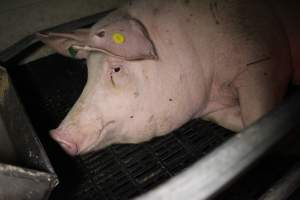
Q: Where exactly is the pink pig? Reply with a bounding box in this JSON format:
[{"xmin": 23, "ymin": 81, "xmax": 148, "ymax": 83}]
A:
[{"xmin": 38, "ymin": 0, "xmax": 300, "ymax": 155}]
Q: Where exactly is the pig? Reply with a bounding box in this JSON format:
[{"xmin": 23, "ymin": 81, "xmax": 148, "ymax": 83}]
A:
[{"xmin": 37, "ymin": 0, "xmax": 300, "ymax": 155}]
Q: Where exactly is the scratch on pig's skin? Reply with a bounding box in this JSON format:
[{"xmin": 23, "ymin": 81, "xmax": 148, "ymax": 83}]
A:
[
  {"xmin": 209, "ymin": 2, "xmax": 220, "ymax": 25},
  {"xmin": 246, "ymin": 57, "xmax": 271, "ymax": 66},
  {"xmin": 97, "ymin": 120, "xmax": 116, "ymax": 137},
  {"xmin": 148, "ymin": 115, "xmax": 154, "ymax": 123},
  {"xmin": 110, "ymin": 75, "xmax": 116, "ymax": 87},
  {"xmin": 226, "ymin": 56, "xmax": 272, "ymax": 87}
]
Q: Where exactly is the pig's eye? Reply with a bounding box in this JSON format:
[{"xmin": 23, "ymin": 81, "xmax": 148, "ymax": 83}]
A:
[
  {"xmin": 113, "ymin": 67, "xmax": 121, "ymax": 73},
  {"xmin": 97, "ymin": 30, "xmax": 105, "ymax": 38},
  {"xmin": 110, "ymin": 65, "xmax": 127, "ymax": 87}
]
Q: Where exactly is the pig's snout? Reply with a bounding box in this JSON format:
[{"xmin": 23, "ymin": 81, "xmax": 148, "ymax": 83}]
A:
[{"xmin": 50, "ymin": 129, "xmax": 79, "ymax": 155}]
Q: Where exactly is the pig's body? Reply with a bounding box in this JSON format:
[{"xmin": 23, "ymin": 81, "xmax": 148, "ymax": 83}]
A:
[{"xmin": 39, "ymin": 0, "xmax": 300, "ymax": 155}]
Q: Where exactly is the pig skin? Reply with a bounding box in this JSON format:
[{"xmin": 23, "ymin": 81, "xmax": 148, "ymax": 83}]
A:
[{"xmin": 39, "ymin": 0, "xmax": 299, "ymax": 155}]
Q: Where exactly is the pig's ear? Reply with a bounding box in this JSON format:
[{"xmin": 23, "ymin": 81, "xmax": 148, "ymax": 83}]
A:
[
  {"xmin": 36, "ymin": 29, "xmax": 90, "ymax": 59},
  {"xmin": 89, "ymin": 17, "xmax": 158, "ymax": 60}
]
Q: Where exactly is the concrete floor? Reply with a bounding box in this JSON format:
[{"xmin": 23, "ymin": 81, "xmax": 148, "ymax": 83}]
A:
[{"xmin": 0, "ymin": 0, "xmax": 127, "ymax": 52}]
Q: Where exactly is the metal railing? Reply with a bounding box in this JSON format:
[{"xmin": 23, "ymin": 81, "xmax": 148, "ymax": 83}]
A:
[{"xmin": 135, "ymin": 89, "xmax": 300, "ymax": 200}]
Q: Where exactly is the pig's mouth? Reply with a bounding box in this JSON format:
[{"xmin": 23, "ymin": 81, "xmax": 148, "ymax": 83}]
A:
[
  {"xmin": 77, "ymin": 120, "xmax": 117, "ymax": 155},
  {"xmin": 51, "ymin": 120, "xmax": 116, "ymax": 156},
  {"xmin": 58, "ymin": 140, "xmax": 79, "ymax": 155}
]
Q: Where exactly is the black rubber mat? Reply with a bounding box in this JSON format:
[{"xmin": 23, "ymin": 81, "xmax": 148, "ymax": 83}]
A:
[{"xmin": 7, "ymin": 54, "xmax": 233, "ymax": 200}]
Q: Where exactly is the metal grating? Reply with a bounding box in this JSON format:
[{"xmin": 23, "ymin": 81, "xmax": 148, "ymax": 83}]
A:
[{"xmin": 72, "ymin": 119, "xmax": 232, "ymax": 200}]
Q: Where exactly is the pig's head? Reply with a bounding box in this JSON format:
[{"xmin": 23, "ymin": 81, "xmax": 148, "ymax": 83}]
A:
[{"xmin": 38, "ymin": 11, "xmax": 208, "ymax": 155}]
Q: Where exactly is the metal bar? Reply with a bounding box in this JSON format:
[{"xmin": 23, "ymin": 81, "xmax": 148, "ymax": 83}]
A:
[
  {"xmin": 0, "ymin": 163, "xmax": 58, "ymax": 185},
  {"xmin": 0, "ymin": 65, "xmax": 59, "ymax": 200},
  {"xmin": 0, "ymin": 163, "xmax": 58, "ymax": 200},
  {"xmin": 0, "ymin": 66, "xmax": 54, "ymax": 173},
  {"xmin": 0, "ymin": 9, "xmax": 114, "ymax": 63},
  {"xmin": 135, "ymin": 89, "xmax": 300, "ymax": 200},
  {"xmin": 258, "ymin": 162, "xmax": 300, "ymax": 200}
]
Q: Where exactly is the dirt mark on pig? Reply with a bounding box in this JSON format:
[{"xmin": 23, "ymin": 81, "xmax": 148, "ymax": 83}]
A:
[
  {"xmin": 152, "ymin": 8, "xmax": 160, "ymax": 16},
  {"xmin": 148, "ymin": 115, "xmax": 154, "ymax": 123},
  {"xmin": 133, "ymin": 91, "xmax": 140, "ymax": 98},
  {"xmin": 179, "ymin": 74, "xmax": 185, "ymax": 81}
]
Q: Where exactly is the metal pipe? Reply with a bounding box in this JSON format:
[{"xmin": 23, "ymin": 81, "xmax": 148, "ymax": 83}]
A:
[
  {"xmin": 258, "ymin": 162, "xmax": 300, "ymax": 200},
  {"xmin": 135, "ymin": 89, "xmax": 300, "ymax": 200},
  {"xmin": 0, "ymin": 9, "xmax": 114, "ymax": 63}
]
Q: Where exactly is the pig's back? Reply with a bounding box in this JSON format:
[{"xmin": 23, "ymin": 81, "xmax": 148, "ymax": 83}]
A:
[
  {"xmin": 125, "ymin": 0, "xmax": 291, "ymax": 106},
  {"xmin": 123, "ymin": 0, "xmax": 292, "ymax": 130},
  {"xmin": 126, "ymin": 0, "xmax": 291, "ymax": 83},
  {"xmin": 268, "ymin": 0, "xmax": 300, "ymax": 84}
]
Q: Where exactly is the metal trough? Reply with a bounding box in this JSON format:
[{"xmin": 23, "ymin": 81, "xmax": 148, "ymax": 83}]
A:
[{"xmin": 0, "ymin": 67, "xmax": 58, "ymax": 200}]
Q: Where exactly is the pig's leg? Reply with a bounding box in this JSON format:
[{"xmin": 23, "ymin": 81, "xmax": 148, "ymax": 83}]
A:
[
  {"xmin": 202, "ymin": 105, "xmax": 244, "ymax": 132},
  {"xmin": 234, "ymin": 58, "xmax": 290, "ymax": 128}
]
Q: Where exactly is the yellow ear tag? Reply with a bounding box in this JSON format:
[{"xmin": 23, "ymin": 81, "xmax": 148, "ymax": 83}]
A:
[{"xmin": 112, "ymin": 33, "xmax": 125, "ymax": 44}]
